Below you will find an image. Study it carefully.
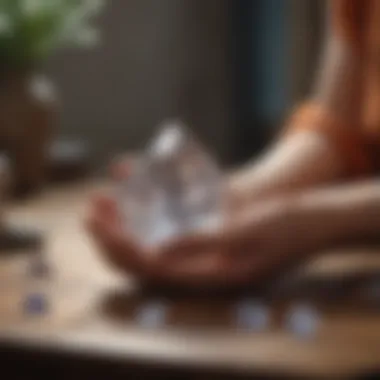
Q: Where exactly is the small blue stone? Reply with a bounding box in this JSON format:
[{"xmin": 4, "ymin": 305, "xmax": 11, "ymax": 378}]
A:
[
  {"xmin": 135, "ymin": 302, "xmax": 167, "ymax": 328},
  {"xmin": 285, "ymin": 304, "xmax": 319, "ymax": 340},
  {"xmin": 23, "ymin": 293, "xmax": 49, "ymax": 315},
  {"xmin": 235, "ymin": 300, "xmax": 270, "ymax": 331}
]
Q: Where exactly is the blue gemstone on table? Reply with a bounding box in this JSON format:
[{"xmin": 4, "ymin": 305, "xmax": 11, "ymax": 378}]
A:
[
  {"xmin": 235, "ymin": 300, "xmax": 270, "ymax": 331},
  {"xmin": 135, "ymin": 301, "xmax": 167, "ymax": 328},
  {"xmin": 285, "ymin": 304, "xmax": 319, "ymax": 339},
  {"xmin": 23, "ymin": 293, "xmax": 49, "ymax": 315}
]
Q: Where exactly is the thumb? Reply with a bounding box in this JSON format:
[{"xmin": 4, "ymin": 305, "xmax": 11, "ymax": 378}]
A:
[{"xmin": 157, "ymin": 230, "xmax": 223, "ymax": 261}]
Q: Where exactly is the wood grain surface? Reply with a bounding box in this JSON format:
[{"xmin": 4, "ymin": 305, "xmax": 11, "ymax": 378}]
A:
[{"xmin": 1, "ymin": 179, "xmax": 380, "ymax": 379}]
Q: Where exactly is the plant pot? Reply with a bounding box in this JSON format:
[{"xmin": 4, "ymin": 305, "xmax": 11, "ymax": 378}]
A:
[{"xmin": 0, "ymin": 71, "xmax": 58, "ymax": 198}]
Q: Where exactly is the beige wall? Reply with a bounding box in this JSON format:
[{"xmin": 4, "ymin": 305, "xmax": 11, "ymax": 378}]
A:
[{"xmin": 47, "ymin": 0, "xmax": 234, "ymax": 167}]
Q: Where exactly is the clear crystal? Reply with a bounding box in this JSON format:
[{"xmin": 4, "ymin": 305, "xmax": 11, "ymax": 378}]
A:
[{"xmin": 118, "ymin": 119, "xmax": 224, "ymax": 247}]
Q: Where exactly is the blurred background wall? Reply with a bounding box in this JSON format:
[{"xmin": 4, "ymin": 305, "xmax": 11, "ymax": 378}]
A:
[
  {"xmin": 289, "ymin": 0, "xmax": 326, "ymax": 103},
  {"xmin": 46, "ymin": 0, "xmax": 326, "ymax": 169},
  {"xmin": 47, "ymin": 0, "xmax": 233, "ymax": 168},
  {"xmin": 233, "ymin": 0, "xmax": 326, "ymax": 163}
]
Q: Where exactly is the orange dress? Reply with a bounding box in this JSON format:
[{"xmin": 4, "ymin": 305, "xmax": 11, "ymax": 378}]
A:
[{"xmin": 288, "ymin": 0, "xmax": 380, "ymax": 179}]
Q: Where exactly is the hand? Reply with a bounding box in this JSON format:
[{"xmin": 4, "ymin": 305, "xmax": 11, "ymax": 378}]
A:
[
  {"xmin": 157, "ymin": 197, "xmax": 307, "ymax": 288},
  {"xmin": 87, "ymin": 155, "xmax": 311, "ymax": 290},
  {"xmin": 86, "ymin": 193, "xmax": 240, "ymax": 289},
  {"xmin": 87, "ymin": 191, "xmax": 307, "ymax": 290},
  {"xmin": 86, "ymin": 155, "xmax": 238, "ymax": 289}
]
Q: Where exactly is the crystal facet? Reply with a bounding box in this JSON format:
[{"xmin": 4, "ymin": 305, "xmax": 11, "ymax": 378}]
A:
[{"xmin": 118, "ymin": 120, "xmax": 224, "ymax": 247}]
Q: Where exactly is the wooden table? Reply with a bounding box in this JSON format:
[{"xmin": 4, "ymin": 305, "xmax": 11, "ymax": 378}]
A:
[{"xmin": 1, "ymin": 179, "xmax": 380, "ymax": 379}]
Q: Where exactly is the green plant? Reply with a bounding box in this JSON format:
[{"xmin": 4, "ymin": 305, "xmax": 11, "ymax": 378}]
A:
[{"xmin": 0, "ymin": 0, "xmax": 105, "ymax": 68}]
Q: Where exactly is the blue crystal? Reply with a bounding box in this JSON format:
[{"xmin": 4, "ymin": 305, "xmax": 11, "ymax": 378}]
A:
[
  {"xmin": 135, "ymin": 301, "xmax": 167, "ymax": 328},
  {"xmin": 23, "ymin": 293, "xmax": 49, "ymax": 315},
  {"xmin": 235, "ymin": 300, "xmax": 270, "ymax": 331},
  {"xmin": 285, "ymin": 304, "xmax": 319, "ymax": 339}
]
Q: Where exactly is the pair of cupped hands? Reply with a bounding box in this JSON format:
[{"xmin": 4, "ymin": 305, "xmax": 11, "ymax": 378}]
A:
[{"xmin": 87, "ymin": 157, "xmax": 306, "ymax": 290}]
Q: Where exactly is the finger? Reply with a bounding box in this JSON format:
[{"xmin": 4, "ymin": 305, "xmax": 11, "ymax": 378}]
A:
[
  {"xmin": 87, "ymin": 211, "xmax": 147, "ymax": 274},
  {"xmin": 162, "ymin": 241, "xmax": 262, "ymax": 288},
  {"xmin": 151, "ymin": 250, "xmax": 233, "ymax": 288},
  {"xmin": 225, "ymin": 244, "xmax": 295, "ymax": 287},
  {"xmin": 158, "ymin": 230, "xmax": 222, "ymax": 261},
  {"xmin": 87, "ymin": 192, "xmax": 122, "ymax": 233},
  {"xmin": 91, "ymin": 194, "xmax": 121, "ymax": 225},
  {"xmin": 226, "ymin": 198, "xmax": 289, "ymax": 246},
  {"xmin": 225, "ymin": 254, "xmax": 263, "ymax": 284}
]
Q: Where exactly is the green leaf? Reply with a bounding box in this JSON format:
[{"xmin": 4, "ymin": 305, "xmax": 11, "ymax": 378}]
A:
[{"xmin": 0, "ymin": 0, "xmax": 106, "ymax": 66}]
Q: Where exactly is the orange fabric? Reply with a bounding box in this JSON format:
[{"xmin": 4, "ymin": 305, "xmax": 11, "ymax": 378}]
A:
[
  {"xmin": 362, "ymin": 0, "xmax": 380, "ymax": 137},
  {"xmin": 285, "ymin": 1, "xmax": 380, "ymax": 177},
  {"xmin": 285, "ymin": 103, "xmax": 373, "ymax": 178},
  {"xmin": 334, "ymin": 0, "xmax": 380, "ymax": 159},
  {"xmin": 332, "ymin": 0, "xmax": 370, "ymax": 52}
]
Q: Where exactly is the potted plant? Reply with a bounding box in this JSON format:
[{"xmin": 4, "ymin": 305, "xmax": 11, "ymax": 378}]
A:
[{"xmin": 0, "ymin": 0, "xmax": 105, "ymax": 196}]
